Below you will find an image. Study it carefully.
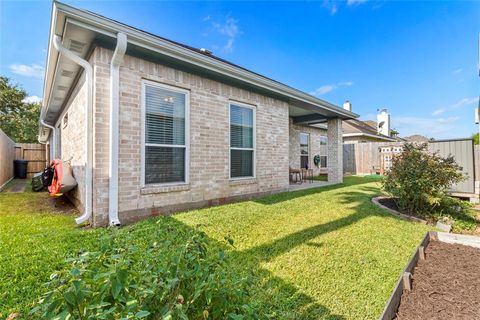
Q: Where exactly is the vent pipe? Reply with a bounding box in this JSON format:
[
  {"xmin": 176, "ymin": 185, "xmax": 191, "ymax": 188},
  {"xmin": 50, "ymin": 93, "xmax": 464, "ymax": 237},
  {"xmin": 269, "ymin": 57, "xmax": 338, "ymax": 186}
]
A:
[{"xmin": 343, "ymin": 100, "xmax": 352, "ymax": 112}]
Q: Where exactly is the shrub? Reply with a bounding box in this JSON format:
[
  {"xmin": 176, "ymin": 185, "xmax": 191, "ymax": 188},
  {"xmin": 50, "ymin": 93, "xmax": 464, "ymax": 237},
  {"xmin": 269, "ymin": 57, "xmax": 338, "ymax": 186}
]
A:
[
  {"xmin": 30, "ymin": 229, "xmax": 258, "ymax": 319},
  {"xmin": 382, "ymin": 143, "xmax": 465, "ymax": 216},
  {"xmin": 437, "ymin": 196, "xmax": 477, "ymax": 232}
]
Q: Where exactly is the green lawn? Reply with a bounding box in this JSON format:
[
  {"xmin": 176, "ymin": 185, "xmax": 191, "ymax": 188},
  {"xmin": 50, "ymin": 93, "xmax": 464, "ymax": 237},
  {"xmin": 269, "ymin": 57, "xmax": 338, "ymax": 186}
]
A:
[{"xmin": 0, "ymin": 177, "xmax": 430, "ymax": 319}]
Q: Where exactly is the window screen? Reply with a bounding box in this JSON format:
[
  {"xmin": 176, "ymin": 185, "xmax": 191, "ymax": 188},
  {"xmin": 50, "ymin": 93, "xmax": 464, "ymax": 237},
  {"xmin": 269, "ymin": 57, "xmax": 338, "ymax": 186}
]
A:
[
  {"xmin": 144, "ymin": 84, "xmax": 187, "ymax": 184},
  {"xmin": 230, "ymin": 104, "xmax": 254, "ymax": 178}
]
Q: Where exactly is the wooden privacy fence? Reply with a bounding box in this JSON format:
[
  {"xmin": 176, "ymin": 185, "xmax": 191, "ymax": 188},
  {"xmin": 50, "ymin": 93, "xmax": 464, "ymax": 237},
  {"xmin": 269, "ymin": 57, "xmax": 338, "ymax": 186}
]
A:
[
  {"xmin": 343, "ymin": 139, "xmax": 479, "ymax": 195},
  {"xmin": 14, "ymin": 143, "xmax": 48, "ymax": 178},
  {"xmin": 0, "ymin": 129, "xmax": 15, "ymax": 189},
  {"xmin": 0, "ymin": 128, "xmax": 48, "ymax": 185},
  {"xmin": 343, "ymin": 141, "xmax": 405, "ymax": 175}
]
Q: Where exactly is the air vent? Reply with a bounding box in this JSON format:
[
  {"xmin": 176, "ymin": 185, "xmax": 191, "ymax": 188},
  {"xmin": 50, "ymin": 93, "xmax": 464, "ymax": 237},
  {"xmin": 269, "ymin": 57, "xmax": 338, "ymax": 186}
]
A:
[
  {"xmin": 61, "ymin": 69, "xmax": 74, "ymax": 78},
  {"xmin": 199, "ymin": 48, "xmax": 213, "ymax": 55},
  {"xmin": 54, "ymin": 97, "xmax": 63, "ymax": 101},
  {"xmin": 57, "ymin": 85, "xmax": 68, "ymax": 91},
  {"xmin": 69, "ymin": 39, "xmax": 86, "ymax": 54}
]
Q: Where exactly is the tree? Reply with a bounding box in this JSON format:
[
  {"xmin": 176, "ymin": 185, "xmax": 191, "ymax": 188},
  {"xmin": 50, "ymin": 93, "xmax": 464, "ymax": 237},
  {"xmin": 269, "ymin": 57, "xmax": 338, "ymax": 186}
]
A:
[
  {"xmin": 473, "ymin": 133, "xmax": 479, "ymax": 145},
  {"xmin": 390, "ymin": 128, "xmax": 399, "ymax": 138},
  {"xmin": 0, "ymin": 76, "xmax": 41, "ymax": 143}
]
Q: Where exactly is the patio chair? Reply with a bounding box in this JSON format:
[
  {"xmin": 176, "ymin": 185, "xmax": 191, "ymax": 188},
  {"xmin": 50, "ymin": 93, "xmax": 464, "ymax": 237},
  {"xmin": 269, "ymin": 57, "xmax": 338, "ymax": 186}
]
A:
[
  {"xmin": 302, "ymin": 168, "xmax": 314, "ymax": 183},
  {"xmin": 289, "ymin": 167, "xmax": 302, "ymax": 184}
]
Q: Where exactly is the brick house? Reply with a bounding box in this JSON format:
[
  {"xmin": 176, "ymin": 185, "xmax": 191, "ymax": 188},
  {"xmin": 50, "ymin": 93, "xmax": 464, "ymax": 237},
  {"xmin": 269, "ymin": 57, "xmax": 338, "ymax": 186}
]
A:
[{"xmin": 38, "ymin": 2, "xmax": 358, "ymax": 227}]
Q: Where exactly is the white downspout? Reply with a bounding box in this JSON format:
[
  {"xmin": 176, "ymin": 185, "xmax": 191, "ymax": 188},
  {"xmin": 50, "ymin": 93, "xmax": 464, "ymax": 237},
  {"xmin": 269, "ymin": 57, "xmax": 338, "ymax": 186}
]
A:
[
  {"xmin": 40, "ymin": 119, "xmax": 56, "ymax": 159},
  {"xmin": 53, "ymin": 35, "xmax": 93, "ymax": 225},
  {"xmin": 108, "ymin": 33, "xmax": 127, "ymax": 226}
]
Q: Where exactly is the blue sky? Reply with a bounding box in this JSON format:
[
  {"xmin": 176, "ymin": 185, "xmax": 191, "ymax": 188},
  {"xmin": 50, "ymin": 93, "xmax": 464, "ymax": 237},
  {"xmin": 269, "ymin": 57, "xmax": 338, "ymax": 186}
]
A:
[{"xmin": 1, "ymin": 0, "xmax": 479, "ymax": 139}]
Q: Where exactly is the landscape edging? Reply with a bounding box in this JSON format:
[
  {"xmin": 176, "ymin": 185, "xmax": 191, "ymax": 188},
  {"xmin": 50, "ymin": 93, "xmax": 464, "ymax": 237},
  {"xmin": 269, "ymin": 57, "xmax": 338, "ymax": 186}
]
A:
[{"xmin": 371, "ymin": 196, "xmax": 428, "ymax": 225}]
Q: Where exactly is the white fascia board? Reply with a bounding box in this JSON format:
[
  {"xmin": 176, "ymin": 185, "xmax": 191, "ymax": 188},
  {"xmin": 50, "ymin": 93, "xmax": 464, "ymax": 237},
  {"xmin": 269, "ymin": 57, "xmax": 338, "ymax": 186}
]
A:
[{"xmin": 343, "ymin": 132, "xmax": 397, "ymax": 142}]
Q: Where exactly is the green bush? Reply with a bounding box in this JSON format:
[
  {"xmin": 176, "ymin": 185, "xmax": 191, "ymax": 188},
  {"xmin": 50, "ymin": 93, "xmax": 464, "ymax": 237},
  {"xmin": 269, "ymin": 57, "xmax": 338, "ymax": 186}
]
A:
[
  {"xmin": 30, "ymin": 229, "xmax": 258, "ymax": 320},
  {"xmin": 382, "ymin": 143, "xmax": 465, "ymax": 216}
]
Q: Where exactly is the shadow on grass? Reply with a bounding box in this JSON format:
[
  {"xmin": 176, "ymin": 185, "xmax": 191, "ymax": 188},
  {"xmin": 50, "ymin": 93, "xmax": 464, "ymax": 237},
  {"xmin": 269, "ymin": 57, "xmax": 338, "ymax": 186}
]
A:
[
  {"xmin": 10, "ymin": 177, "xmax": 399, "ymax": 319},
  {"xmin": 127, "ymin": 216, "xmax": 346, "ymax": 320},
  {"xmin": 254, "ymin": 176, "xmax": 383, "ymax": 206},
  {"xmin": 153, "ymin": 180, "xmax": 398, "ymax": 319}
]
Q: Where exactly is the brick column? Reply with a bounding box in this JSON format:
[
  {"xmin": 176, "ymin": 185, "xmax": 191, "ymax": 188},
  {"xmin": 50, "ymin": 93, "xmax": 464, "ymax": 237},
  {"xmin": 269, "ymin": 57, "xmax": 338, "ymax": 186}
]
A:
[{"xmin": 327, "ymin": 117, "xmax": 343, "ymax": 183}]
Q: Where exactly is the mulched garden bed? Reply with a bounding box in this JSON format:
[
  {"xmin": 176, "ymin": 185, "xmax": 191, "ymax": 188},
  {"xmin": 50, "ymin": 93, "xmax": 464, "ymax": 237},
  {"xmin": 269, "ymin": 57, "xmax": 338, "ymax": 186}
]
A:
[
  {"xmin": 377, "ymin": 197, "xmax": 433, "ymax": 222},
  {"xmin": 396, "ymin": 240, "xmax": 480, "ymax": 319}
]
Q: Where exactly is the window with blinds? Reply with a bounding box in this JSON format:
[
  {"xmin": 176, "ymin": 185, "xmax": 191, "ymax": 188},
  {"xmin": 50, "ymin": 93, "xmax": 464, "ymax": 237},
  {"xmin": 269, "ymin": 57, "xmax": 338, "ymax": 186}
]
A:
[
  {"xmin": 144, "ymin": 83, "xmax": 188, "ymax": 184},
  {"xmin": 230, "ymin": 103, "xmax": 255, "ymax": 178}
]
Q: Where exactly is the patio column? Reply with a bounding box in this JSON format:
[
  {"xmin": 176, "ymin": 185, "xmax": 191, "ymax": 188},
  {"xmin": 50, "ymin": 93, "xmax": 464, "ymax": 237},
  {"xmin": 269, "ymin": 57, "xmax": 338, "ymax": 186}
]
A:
[{"xmin": 327, "ymin": 117, "xmax": 343, "ymax": 183}]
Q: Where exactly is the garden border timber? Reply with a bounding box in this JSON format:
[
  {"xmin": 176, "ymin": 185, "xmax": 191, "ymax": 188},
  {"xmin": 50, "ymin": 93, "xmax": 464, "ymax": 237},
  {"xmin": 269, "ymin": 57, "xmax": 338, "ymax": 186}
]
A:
[
  {"xmin": 371, "ymin": 196, "xmax": 428, "ymax": 224},
  {"xmin": 379, "ymin": 231, "xmax": 480, "ymax": 320}
]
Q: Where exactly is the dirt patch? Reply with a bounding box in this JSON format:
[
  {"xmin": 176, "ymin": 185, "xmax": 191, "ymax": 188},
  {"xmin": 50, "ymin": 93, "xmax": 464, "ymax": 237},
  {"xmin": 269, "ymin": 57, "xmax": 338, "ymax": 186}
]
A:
[
  {"xmin": 48, "ymin": 195, "xmax": 78, "ymax": 215},
  {"xmin": 396, "ymin": 240, "xmax": 480, "ymax": 319}
]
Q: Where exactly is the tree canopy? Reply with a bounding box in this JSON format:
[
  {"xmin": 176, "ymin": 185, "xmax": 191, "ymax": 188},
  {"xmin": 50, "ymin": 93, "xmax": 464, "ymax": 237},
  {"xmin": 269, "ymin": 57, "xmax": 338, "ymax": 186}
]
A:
[{"xmin": 0, "ymin": 76, "xmax": 41, "ymax": 143}]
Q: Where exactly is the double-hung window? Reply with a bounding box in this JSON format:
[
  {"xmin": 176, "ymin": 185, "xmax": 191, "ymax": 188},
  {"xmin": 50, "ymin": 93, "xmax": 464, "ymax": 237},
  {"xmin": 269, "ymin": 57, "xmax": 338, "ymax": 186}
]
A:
[
  {"xmin": 300, "ymin": 133, "xmax": 309, "ymax": 169},
  {"xmin": 230, "ymin": 103, "xmax": 255, "ymax": 178},
  {"xmin": 319, "ymin": 135, "xmax": 327, "ymax": 168},
  {"xmin": 143, "ymin": 82, "xmax": 189, "ymax": 185}
]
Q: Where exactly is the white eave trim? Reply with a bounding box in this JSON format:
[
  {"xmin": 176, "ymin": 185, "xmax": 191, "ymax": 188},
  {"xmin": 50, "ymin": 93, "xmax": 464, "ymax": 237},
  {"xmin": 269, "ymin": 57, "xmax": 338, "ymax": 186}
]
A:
[
  {"xmin": 343, "ymin": 132, "xmax": 397, "ymax": 142},
  {"xmin": 50, "ymin": 1, "xmax": 358, "ymax": 121}
]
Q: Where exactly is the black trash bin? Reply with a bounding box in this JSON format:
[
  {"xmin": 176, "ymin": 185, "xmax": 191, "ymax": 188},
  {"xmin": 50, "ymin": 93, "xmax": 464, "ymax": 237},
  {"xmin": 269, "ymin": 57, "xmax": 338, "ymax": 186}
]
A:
[{"xmin": 14, "ymin": 160, "xmax": 28, "ymax": 179}]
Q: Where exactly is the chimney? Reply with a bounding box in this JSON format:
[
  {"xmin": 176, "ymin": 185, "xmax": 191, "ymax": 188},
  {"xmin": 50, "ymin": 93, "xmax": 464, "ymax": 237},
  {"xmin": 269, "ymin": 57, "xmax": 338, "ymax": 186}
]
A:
[
  {"xmin": 343, "ymin": 100, "xmax": 352, "ymax": 112},
  {"xmin": 377, "ymin": 108, "xmax": 391, "ymax": 137}
]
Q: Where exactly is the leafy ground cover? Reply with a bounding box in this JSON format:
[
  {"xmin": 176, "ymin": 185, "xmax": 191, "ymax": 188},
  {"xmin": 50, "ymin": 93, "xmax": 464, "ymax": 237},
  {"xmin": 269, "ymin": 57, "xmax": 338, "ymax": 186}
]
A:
[{"xmin": 0, "ymin": 177, "xmax": 431, "ymax": 319}]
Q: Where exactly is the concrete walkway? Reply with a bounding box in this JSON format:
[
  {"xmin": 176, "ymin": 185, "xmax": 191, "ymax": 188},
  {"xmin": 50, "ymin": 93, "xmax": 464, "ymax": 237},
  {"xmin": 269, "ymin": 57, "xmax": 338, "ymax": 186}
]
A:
[
  {"xmin": 5, "ymin": 179, "xmax": 27, "ymax": 193},
  {"xmin": 288, "ymin": 180, "xmax": 334, "ymax": 191}
]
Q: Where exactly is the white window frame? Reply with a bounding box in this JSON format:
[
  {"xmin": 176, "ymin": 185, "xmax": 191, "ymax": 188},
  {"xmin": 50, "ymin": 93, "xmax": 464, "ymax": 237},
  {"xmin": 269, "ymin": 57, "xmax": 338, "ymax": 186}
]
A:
[
  {"xmin": 300, "ymin": 132, "xmax": 309, "ymax": 168},
  {"xmin": 320, "ymin": 135, "xmax": 327, "ymax": 168},
  {"xmin": 228, "ymin": 101, "xmax": 256, "ymax": 180},
  {"xmin": 141, "ymin": 80, "xmax": 190, "ymax": 187},
  {"xmin": 319, "ymin": 135, "xmax": 327, "ymax": 146}
]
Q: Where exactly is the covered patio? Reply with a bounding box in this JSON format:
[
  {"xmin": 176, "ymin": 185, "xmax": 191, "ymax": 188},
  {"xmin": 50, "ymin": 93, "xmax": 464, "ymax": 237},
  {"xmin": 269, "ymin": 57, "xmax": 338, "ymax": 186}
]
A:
[{"xmin": 288, "ymin": 101, "xmax": 353, "ymax": 184}]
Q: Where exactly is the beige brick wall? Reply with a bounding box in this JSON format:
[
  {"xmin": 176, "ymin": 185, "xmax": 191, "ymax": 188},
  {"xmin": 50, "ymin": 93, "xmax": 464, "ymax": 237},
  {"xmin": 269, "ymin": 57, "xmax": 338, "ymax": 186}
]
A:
[
  {"xmin": 327, "ymin": 118, "xmax": 343, "ymax": 183},
  {"xmin": 58, "ymin": 77, "xmax": 87, "ymax": 210},
  {"xmin": 289, "ymin": 118, "xmax": 328, "ymax": 175},
  {"xmin": 91, "ymin": 47, "xmax": 290, "ymax": 226}
]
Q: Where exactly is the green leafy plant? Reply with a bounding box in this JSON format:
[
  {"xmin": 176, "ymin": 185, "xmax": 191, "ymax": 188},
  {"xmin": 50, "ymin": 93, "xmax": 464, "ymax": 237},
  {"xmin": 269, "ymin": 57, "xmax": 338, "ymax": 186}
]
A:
[
  {"xmin": 382, "ymin": 143, "xmax": 466, "ymax": 216},
  {"xmin": 436, "ymin": 196, "xmax": 477, "ymax": 232},
  {"xmin": 0, "ymin": 76, "xmax": 41, "ymax": 143},
  {"xmin": 30, "ymin": 230, "xmax": 258, "ymax": 319}
]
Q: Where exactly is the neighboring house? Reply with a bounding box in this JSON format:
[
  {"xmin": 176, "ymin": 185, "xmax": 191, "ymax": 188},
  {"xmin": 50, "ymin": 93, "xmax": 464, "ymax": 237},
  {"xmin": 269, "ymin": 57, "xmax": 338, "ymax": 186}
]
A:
[
  {"xmin": 342, "ymin": 118, "xmax": 397, "ymax": 143},
  {"xmin": 343, "ymin": 104, "xmax": 398, "ymax": 143},
  {"xmin": 315, "ymin": 101, "xmax": 398, "ymax": 143},
  {"xmin": 403, "ymin": 134, "xmax": 430, "ymax": 143},
  {"xmin": 38, "ymin": 2, "xmax": 357, "ymax": 226}
]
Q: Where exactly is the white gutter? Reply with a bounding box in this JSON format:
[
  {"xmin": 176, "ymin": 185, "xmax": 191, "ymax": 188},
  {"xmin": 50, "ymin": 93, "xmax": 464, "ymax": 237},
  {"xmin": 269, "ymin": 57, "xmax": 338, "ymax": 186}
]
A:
[
  {"xmin": 52, "ymin": 34, "xmax": 93, "ymax": 225},
  {"xmin": 39, "ymin": 119, "xmax": 56, "ymax": 159},
  {"xmin": 343, "ymin": 132, "xmax": 397, "ymax": 142},
  {"xmin": 108, "ymin": 32, "xmax": 127, "ymax": 227}
]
